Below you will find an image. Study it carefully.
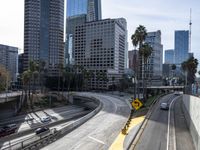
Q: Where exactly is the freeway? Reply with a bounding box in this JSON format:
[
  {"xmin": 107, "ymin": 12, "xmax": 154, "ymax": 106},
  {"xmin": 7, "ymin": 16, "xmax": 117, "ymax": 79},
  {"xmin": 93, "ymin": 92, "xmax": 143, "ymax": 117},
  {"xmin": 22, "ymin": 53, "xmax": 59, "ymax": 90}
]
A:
[
  {"xmin": 42, "ymin": 92, "xmax": 131, "ymax": 150},
  {"xmin": 135, "ymin": 94, "xmax": 195, "ymax": 150},
  {"xmin": 0, "ymin": 105, "xmax": 85, "ymax": 133},
  {"xmin": 0, "ymin": 105, "xmax": 88, "ymax": 148}
]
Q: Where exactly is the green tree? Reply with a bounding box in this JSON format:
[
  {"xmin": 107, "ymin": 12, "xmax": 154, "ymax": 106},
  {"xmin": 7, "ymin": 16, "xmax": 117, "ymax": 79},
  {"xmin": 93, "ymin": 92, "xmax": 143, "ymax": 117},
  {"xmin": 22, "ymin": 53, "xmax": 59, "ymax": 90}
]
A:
[
  {"xmin": 22, "ymin": 70, "xmax": 31, "ymax": 108},
  {"xmin": 181, "ymin": 57, "xmax": 198, "ymax": 87},
  {"xmin": 0, "ymin": 65, "xmax": 11, "ymax": 92},
  {"xmin": 39, "ymin": 61, "xmax": 46, "ymax": 93}
]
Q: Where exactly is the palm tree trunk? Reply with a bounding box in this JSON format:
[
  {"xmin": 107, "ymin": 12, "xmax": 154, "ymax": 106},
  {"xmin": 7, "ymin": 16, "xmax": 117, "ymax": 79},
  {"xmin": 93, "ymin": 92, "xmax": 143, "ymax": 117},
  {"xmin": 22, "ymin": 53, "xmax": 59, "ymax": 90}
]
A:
[{"xmin": 142, "ymin": 56, "xmax": 145, "ymax": 101}]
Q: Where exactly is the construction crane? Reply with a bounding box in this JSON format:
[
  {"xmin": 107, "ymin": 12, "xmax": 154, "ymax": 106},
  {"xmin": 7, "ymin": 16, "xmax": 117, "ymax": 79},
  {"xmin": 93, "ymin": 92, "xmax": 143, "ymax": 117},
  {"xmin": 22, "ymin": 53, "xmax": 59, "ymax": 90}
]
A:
[{"xmin": 189, "ymin": 8, "xmax": 192, "ymax": 53}]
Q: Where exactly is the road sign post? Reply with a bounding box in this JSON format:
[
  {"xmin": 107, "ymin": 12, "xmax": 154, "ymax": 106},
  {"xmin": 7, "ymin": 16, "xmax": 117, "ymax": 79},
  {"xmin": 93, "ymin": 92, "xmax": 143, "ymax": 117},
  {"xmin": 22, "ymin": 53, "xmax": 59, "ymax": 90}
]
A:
[{"xmin": 131, "ymin": 98, "xmax": 143, "ymax": 110}]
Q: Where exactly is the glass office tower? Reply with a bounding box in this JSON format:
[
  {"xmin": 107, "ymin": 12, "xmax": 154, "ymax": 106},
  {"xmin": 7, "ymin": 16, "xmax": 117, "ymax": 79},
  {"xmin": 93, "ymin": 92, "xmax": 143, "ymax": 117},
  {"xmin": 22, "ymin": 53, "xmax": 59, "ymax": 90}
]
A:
[
  {"xmin": 65, "ymin": 0, "xmax": 102, "ymax": 65},
  {"xmin": 67, "ymin": 0, "xmax": 87, "ymax": 17},
  {"xmin": 24, "ymin": 0, "xmax": 64, "ymax": 76},
  {"xmin": 174, "ymin": 30, "xmax": 189, "ymax": 64},
  {"xmin": 165, "ymin": 49, "xmax": 174, "ymax": 64},
  {"xmin": 67, "ymin": 0, "xmax": 101, "ymax": 20}
]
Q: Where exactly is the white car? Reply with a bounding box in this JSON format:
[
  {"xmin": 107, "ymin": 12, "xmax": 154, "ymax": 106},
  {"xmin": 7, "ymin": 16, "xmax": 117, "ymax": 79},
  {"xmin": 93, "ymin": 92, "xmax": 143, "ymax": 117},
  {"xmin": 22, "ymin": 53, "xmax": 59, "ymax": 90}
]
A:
[
  {"xmin": 174, "ymin": 91, "xmax": 180, "ymax": 95},
  {"xmin": 160, "ymin": 103, "xmax": 169, "ymax": 110},
  {"xmin": 41, "ymin": 116, "xmax": 51, "ymax": 123}
]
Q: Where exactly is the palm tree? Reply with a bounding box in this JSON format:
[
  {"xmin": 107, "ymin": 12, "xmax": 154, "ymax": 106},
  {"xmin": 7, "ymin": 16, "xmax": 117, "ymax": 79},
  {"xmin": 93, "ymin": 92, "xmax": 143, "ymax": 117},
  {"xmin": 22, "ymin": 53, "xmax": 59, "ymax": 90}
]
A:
[
  {"xmin": 29, "ymin": 61, "xmax": 40, "ymax": 109},
  {"xmin": 39, "ymin": 61, "xmax": 46, "ymax": 93},
  {"xmin": 139, "ymin": 43, "xmax": 152, "ymax": 100},
  {"xmin": 58, "ymin": 63, "xmax": 64, "ymax": 92},
  {"xmin": 131, "ymin": 25, "xmax": 148, "ymax": 100},
  {"xmin": 22, "ymin": 70, "xmax": 31, "ymax": 109},
  {"xmin": 171, "ymin": 64, "xmax": 176, "ymax": 85},
  {"xmin": 182, "ymin": 57, "xmax": 198, "ymax": 93}
]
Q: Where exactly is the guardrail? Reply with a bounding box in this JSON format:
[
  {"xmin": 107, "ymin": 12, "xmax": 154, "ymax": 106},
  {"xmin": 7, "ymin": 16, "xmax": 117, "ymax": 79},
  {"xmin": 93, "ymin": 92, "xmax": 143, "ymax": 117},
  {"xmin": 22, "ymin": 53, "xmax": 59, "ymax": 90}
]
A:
[{"xmin": 1, "ymin": 95, "xmax": 102, "ymax": 150}]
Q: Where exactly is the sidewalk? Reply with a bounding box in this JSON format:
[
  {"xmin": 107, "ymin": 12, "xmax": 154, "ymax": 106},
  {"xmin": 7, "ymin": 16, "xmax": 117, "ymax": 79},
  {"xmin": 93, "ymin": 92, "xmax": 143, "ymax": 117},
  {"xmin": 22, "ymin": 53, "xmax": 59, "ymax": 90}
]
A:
[{"xmin": 109, "ymin": 116, "xmax": 145, "ymax": 150}]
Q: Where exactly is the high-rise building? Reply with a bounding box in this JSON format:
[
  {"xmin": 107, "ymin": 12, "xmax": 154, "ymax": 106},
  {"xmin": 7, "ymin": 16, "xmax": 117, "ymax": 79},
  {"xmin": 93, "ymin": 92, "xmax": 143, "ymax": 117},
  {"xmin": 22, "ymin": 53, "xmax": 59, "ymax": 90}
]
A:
[
  {"xmin": 67, "ymin": 0, "xmax": 101, "ymax": 21},
  {"xmin": 24, "ymin": 0, "xmax": 64, "ymax": 76},
  {"xmin": 165, "ymin": 49, "xmax": 174, "ymax": 64},
  {"xmin": 174, "ymin": 30, "xmax": 189, "ymax": 64},
  {"xmin": 74, "ymin": 18, "xmax": 127, "ymax": 89},
  {"xmin": 128, "ymin": 50, "xmax": 139, "ymax": 74},
  {"xmin": 0, "ymin": 44, "xmax": 18, "ymax": 81},
  {"xmin": 65, "ymin": 0, "xmax": 102, "ymax": 65},
  {"xmin": 18, "ymin": 53, "xmax": 24, "ymax": 75},
  {"xmin": 137, "ymin": 30, "xmax": 163, "ymax": 86},
  {"xmin": 145, "ymin": 30, "xmax": 163, "ymax": 78}
]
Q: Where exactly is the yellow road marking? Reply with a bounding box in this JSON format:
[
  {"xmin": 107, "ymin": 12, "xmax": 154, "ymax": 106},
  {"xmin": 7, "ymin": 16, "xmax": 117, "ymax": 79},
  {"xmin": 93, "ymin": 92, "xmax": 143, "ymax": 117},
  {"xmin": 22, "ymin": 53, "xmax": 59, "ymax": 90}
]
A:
[{"xmin": 109, "ymin": 116, "xmax": 145, "ymax": 150}]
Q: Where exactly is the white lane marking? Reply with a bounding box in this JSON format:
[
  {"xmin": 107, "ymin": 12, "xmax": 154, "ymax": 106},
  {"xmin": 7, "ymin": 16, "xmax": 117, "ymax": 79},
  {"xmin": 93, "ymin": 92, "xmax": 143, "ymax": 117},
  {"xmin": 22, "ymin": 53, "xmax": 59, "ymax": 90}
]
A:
[
  {"xmin": 166, "ymin": 96, "xmax": 179, "ymax": 150},
  {"xmin": 88, "ymin": 136, "xmax": 105, "ymax": 145}
]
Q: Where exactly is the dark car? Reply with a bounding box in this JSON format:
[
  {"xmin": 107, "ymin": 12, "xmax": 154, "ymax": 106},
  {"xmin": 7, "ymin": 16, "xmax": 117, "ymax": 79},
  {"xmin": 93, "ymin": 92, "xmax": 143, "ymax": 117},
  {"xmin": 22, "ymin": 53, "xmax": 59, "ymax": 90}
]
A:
[
  {"xmin": 35, "ymin": 127, "xmax": 50, "ymax": 135},
  {"xmin": 0, "ymin": 124, "xmax": 17, "ymax": 138}
]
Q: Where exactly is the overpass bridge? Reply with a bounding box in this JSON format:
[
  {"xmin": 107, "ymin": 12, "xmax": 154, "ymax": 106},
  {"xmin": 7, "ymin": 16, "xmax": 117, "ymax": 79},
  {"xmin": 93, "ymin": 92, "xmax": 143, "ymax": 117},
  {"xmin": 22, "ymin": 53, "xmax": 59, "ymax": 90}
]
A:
[
  {"xmin": 0, "ymin": 91, "xmax": 22, "ymax": 104},
  {"xmin": 147, "ymin": 86, "xmax": 184, "ymax": 90}
]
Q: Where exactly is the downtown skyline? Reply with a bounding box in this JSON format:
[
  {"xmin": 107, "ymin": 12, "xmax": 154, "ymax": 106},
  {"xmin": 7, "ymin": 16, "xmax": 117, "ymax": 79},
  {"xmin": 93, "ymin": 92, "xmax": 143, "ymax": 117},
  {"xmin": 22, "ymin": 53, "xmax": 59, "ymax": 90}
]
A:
[{"xmin": 0, "ymin": 0, "xmax": 199, "ymax": 59}]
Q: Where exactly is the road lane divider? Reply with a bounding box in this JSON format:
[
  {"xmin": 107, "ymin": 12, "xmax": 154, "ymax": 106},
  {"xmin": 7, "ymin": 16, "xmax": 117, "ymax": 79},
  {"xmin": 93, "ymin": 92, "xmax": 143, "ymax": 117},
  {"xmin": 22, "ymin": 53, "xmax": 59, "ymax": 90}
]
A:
[{"xmin": 166, "ymin": 96, "xmax": 180, "ymax": 150}]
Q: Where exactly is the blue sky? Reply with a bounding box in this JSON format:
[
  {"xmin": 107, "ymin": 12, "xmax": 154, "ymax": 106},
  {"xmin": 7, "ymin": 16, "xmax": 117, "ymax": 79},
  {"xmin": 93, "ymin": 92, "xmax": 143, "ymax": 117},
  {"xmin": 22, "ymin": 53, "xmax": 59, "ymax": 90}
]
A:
[{"xmin": 0, "ymin": 0, "xmax": 199, "ymax": 60}]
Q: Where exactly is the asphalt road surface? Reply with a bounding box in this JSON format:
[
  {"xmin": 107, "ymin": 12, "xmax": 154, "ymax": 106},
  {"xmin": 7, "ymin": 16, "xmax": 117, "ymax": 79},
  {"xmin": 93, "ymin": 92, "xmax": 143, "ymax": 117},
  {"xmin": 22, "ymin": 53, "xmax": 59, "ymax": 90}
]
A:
[
  {"xmin": 0, "ymin": 105, "xmax": 88, "ymax": 149},
  {"xmin": 42, "ymin": 92, "xmax": 131, "ymax": 150},
  {"xmin": 135, "ymin": 94, "xmax": 195, "ymax": 150}
]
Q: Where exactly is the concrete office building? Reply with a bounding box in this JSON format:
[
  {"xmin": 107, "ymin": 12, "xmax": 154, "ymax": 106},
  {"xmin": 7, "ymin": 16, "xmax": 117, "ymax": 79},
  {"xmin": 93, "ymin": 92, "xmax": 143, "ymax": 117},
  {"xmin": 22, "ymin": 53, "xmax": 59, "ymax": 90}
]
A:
[
  {"xmin": 66, "ymin": 0, "xmax": 102, "ymax": 65},
  {"xmin": 174, "ymin": 30, "xmax": 189, "ymax": 64},
  {"xmin": 74, "ymin": 18, "xmax": 127, "ymax": 89},
  {"xmin": 24, "ymin": 0, "xmax": 64, "ymax": 76},
  {"xmin": 165, "ymin": 49, "xmax": 174, "ymax": 64},
  {"xmin": 140, "ymin": 30, "xmax": 163, "ymax": 86},
  {"xmin": 0, "ymin": 44, "xmax": 18, "ymax": 81}
]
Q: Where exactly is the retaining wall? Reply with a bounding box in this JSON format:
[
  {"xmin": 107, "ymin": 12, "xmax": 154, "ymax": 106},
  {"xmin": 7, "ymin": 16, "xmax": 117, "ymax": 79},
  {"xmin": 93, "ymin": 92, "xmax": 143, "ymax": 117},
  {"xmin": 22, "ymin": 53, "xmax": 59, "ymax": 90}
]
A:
[{"xmin": 182, "ymin": 95, "xmax": 200, "ymax": 150}]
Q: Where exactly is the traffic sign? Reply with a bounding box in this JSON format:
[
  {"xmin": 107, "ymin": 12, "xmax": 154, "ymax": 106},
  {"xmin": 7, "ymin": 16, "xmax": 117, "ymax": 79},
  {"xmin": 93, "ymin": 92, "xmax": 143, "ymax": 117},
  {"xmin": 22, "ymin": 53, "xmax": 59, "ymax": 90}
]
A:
[{"xmin": 132, "ymin": 98, "xmax": 143, "ymax": 110}]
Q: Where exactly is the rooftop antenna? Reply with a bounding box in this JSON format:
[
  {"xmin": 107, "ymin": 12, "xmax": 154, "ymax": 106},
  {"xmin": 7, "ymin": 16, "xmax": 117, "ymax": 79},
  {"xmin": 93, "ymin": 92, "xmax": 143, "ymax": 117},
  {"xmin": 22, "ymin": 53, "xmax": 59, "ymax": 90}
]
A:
[{"xmin": 189, "ymin": 8, "xmax": 192, "ymax": 53}]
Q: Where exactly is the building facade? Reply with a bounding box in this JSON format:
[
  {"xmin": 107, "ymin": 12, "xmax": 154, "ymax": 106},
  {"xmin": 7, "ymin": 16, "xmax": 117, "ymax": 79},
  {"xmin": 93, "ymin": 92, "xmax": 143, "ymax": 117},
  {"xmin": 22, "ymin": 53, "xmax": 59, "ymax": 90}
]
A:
[
  {"xmin": 0, "ymin": 44, "xmax": 18, "ymax": 81},
  {"xmin": 67, "ymin": 0, "xmax": 101, "ymax": 21},
  {"xmin": 128, "ymin": 50, "xmax": 139, "ymax": 75},
  {"xmin": 65, "ymin": 0, "xmax": 102, "ymax": 65},
  {"xmin": 174, "ymin": 30, "xmax": 189, "ymax": 65},
  {"xmin": 145, "ymin": 30, "xmax": 163, "ymax": 79},
  {"xmin": 165, "ymin": 49, "xmax": 174, "ymax": 64},
  {"xmin": 18, "ymin": 53, "xmax": 24, "ymax": 74},
  {"xmin": 74, "ymin": 18, "xmax": 127, "ymax": 89},
  {"xmin": 24, "ymin": 0, "xmax": 64, "ymax": 76}
]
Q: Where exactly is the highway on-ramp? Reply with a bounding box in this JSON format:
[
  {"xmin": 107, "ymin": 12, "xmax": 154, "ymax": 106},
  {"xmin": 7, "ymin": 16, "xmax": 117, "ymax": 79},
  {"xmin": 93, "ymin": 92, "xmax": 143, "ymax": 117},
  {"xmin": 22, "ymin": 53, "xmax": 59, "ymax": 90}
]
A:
[
  {"xmin": 134, "ymin": 94, "xmax": 195, "ymax": 150},
  {"xmin": 42, "ymin": 92, "xmax": 131, "ymax": 150}
]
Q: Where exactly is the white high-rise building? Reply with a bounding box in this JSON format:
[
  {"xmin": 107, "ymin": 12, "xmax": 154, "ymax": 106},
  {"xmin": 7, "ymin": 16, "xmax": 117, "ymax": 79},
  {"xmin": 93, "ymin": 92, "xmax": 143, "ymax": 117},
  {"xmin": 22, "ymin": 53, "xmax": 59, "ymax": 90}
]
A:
[
  {"xmin": 74, "ymin": 18, "xmax": 127, "ymax": 89},
  {"xmin": 141, "ymin": 30, "xmax": 163, "ymax": 86}
]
